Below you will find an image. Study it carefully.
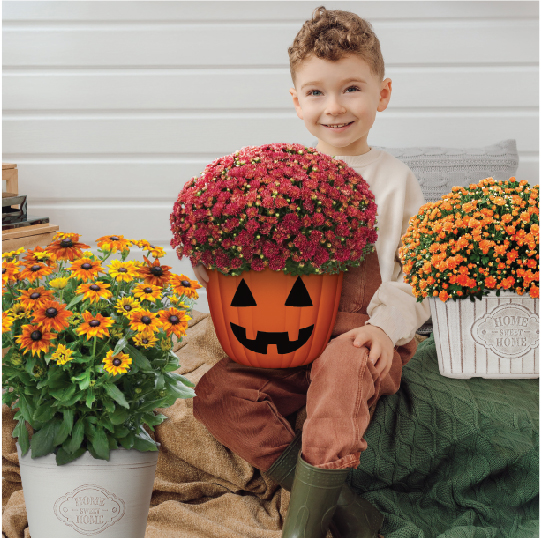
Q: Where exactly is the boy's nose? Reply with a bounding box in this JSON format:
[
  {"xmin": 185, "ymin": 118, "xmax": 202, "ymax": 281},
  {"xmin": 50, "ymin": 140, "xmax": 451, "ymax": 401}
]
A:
[{"xmin": 325, "ymin": 97, "xmax": 347, "ymax": 115}]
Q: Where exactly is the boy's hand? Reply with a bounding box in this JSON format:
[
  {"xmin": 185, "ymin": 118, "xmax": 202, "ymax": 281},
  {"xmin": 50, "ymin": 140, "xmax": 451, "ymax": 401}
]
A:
[
  {"xmin": 193, "ymin": 263, "xmax": 209, "ymax": 289},
  {"xmin": 335, "ymin": 325, "xmax": 394, "ymax": 378}
]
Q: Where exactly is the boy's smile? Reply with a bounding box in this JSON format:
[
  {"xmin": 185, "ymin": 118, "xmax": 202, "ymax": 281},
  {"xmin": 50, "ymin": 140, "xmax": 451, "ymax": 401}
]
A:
[{"xmin": 290, "ymin": 55, "xmax": 392, "ymax": 156}]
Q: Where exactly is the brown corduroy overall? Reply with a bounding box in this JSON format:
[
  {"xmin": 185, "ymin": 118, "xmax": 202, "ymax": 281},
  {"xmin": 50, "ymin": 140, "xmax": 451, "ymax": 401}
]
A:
[{"xmin": 193, "ymin": 251, "xmax": 417, "ymax": 471}]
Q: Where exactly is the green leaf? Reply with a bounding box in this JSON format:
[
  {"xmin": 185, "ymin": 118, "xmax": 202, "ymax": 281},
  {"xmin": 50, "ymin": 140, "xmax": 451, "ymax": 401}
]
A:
[
  {"xmin": 155, "ymin": 373, "xmax": 165, "ymax": 390},
  {"xmin": 87, "ymin": 443, "xmax": 107, "ymax": 461},
  {"xmin": 133, "ymin": 436, "xmax": 158, "ymax": 452},
  {"xmin": 163, "ymin": 364, "xmax": 180, "ymax": 373},
  {"xmin": 103, "ymin": 398, "xmax": 116, "ymax": 414},
  {"xmin": 63, "ymin": 409, "xmax": 74, "ymax": 435},
  {"xmin": 114, "ymin": 425, "xmax": 130, "ymax": 437},
  {"xmin": 30, "ymin": 419, "xmax": 61, "ymax": 458},
  {"xmin": 167, "ymin": 382, "xmax": 196, "ymax": 400},
  {"xmin": 53, "ymin": 421, "xmax": 70, "ymax": 446},
  {"xmin": 65, "ymin": 418, "xmax": 85, "ymax": 454},
  {"xmin": 56, "ymin": 446, "xmax": 86, "ymax": 466},
  {"xmin": 33, "ymin": 404, "xmax": 57, "ymax": 424},
  {"xmin": 125, "ymin": 344, "xmax": 153, "ymax": 371},
  {"xmin": 118, "ymin": 431, "xmax": 135, "ymax": 450},
  {"xmin": 66, "ymin": 294, "xmax": 84, "ymax": 310},
  {"xmin": 24, "ymin": 356, "xmax": 36, "ymax": 375},
  {"xmin": 113, "ymin": 337, "xmax": 128, "ymax": 356},
  {"xmin": 62, "ymin": 391, "xmax": 84, "ymax": 407},
  {"xmin": 103, "ymin": 383, "xmax": 129, "ymax": 409},
  {"xmin": 86, "ymin": 389, "xmax": 96, "ymax": 409},
  {"xmin": 17, "ymin": 420, "xmax": 30, "ymax": 455},
  {"xmin": 18, "ymin": 394, "xmax": 36, "ymax": 427},
  {"xmin": 92, "ymin": 427, "xmax": 110, "ymax": 460},
  {"xmin": 168, "ymin": 372, "xmax": 195, "ymax": 388},
  {"xmin": 110, "ymin": 407, "xmax": 129, "ymax": 425},
  {"xmin": 79, "ymin": 371, "xmax": 91, "ymax": 391}
]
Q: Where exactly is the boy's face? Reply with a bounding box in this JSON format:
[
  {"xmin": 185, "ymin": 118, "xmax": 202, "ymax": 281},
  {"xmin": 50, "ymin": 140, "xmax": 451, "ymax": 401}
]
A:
[{"xmin": 290, "ymin": 54, "xmax": 392, "ymax": 156}]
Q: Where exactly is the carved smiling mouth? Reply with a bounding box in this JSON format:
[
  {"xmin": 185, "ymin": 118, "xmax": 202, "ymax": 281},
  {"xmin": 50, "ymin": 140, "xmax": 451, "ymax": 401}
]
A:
[{"xmin": 229, "ymin": 322, "xmax": 314, "ymax": 354}]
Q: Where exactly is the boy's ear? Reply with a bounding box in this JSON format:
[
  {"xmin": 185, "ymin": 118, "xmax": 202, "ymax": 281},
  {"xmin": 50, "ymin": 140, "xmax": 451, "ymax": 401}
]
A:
[
  {"xmin": 289, "ymin": 88, "xmax": 304, "ymax": 120},
  {"xmin": 377, "ymin": 78, "xmax": 392, "ymax": 112}
]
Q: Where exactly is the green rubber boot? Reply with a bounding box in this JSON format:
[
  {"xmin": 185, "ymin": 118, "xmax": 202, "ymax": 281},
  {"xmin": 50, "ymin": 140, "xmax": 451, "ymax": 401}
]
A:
[
  {"xmin": 265, "ymin": 431, "xmax": 383, "ymax": 538},
  {"xmin": 281, "ymin": 452, "xmax": 349, "ymax": 538}
]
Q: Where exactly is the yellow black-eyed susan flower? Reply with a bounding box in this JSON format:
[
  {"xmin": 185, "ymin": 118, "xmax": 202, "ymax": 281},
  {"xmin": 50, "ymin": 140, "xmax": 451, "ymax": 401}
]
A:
[
  {"xmin": 77, "ymin": 281, "xmax": 113, "ymax": 303},
  {"xmin": 15, "ymin": 324, "xmax": 56, "ymax": 356},
  {"xmin": 49, "ymin": 277, "xmax": 71, "ymax": 290},
  {"xmin": 2, "ymin": 312, "xmax": 14, "ymax": 333},
  {"xmin": 18, "ymin": 287, "xmax": 55, "ymax": 311},
  {"xmin": 129, "ymin": 309, "xmax": 162, "ymax": 334},
  {"xmin": 23, "ymin": 246, "xmax": 57, "ymax": 267},
  {"xmin": 96, "ymin": 235, "xmax": 131, "ymax": 254},
  {"xmin": 170, "ymin": 274, "xmax": 202, "ymax": 299},
  {"xmin": 138, "ymin": 256, "xmax": 172, "ymax": 287},
  {"xmin": 51, "ymin": 343, "xmax": 74, "ymax": 365},
  {"xmin": 133, "ymin": 283, "xmax": 162, "ymax": 303},
  {"xmin": 76, "ymin": 312, "xmax": 115, "ymax": 340},
  {"xmin": 108, "ymin": 259, "xmax": 139, "ymax": 283},
  {"xmin": 47, "ymin": 233, "xmax": 90, "ymax": 261},
  {"xmin": 2, "ymin": 260, "xmax": 21, "ymax": 286},
  {"xmin": 71, "ymin": 257, "xmax": 104, "ymax": 282},
  {"xmin": 132, "ymin": 331, "xmax": 157, "ymax": 349},
  {"xmin": 32, "ymin": 300, "xmax": 72, "ymax": 332},
  {"xmin": 116, "ymin": 296, "xmax": 142, "ymax": 317},
  {"xmin": 158, "ymin": 307, "xmax": 191, "ymax": 338},
  {"xmin": 102, "ymin": 350, "xmax": 132, "ymax": 375}
]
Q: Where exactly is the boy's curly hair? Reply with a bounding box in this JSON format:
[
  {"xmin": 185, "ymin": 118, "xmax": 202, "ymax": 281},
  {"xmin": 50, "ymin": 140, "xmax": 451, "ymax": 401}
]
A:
[{"xmin": 288, "ymin": 6, "xmax": 385, "ymax": 85}]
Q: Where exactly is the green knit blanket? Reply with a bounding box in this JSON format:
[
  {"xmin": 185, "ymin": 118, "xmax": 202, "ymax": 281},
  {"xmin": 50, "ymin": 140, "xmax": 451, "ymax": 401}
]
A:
[{"xmin": 350, "ymin": 335, "xmax": 539, "ymax": 538}]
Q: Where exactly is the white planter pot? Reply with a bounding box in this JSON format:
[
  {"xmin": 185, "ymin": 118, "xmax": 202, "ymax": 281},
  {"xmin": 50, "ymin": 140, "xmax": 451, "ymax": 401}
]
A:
[
  {"xmin": 429, "ymin": 291, "xmax": 539, "ymax": 379},
  {"xmin": 16, "ymin": 442, "xmax": 158, "ymax": 538}
]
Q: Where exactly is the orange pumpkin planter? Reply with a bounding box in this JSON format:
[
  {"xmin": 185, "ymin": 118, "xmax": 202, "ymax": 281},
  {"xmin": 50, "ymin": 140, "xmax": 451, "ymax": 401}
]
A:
[{"xmin": 208, "ymin": 269, "xmax": 343, "ymax": 368}]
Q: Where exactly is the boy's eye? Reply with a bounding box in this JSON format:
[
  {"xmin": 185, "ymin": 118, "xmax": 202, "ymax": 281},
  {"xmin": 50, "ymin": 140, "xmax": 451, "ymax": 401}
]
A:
[
  {"xmin": 307, "ymin": 90, "xmax": 322, "ymax": 96},
  {"xmin": 345, "ymin": 86, "xmax": 360, "ymax": 92}
]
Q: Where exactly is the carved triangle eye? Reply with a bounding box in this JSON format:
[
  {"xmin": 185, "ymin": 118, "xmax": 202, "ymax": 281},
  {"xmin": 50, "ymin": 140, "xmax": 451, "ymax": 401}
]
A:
[
  {"xmin": 285, "ymin": 277, "xmax": 313, "ymax": 307},
  {"xmin": 231, "ymin": 278, "xmax": 257, "ymax": 307}
]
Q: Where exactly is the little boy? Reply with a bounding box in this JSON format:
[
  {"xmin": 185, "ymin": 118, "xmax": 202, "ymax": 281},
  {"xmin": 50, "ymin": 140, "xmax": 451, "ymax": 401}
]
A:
[{"xmin": 192, "ymin": 6, "xmax": 431, "ymax": 538}]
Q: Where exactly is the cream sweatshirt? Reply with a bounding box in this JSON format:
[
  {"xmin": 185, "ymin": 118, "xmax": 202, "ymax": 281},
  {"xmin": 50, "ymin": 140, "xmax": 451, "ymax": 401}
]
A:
[{"xmin": 334, "ymin": 148, "xmax": 431, "ymax": 346}]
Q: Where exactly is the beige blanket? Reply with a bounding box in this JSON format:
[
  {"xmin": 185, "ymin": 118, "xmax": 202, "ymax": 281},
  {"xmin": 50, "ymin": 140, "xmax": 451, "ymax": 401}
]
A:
[{"xmin": 2, "ymin": 311, "xmax": 334, "ymax": 538}]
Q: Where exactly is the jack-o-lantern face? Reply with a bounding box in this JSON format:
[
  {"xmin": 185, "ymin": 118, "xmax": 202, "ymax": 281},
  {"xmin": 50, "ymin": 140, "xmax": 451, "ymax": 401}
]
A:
[
  {"xmin": 207, "ymin": 269, "xmax": 343, "ymax": 368},
  {"xmin": 229, "ymin": 277, "xmax": 314, "ymax": 354}
]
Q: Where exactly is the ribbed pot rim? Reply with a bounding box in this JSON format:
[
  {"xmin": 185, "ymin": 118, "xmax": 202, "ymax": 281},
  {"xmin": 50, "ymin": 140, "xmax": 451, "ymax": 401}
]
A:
[
  {"xmin": 16, "ymin": 442, "xmax": 159, "ymax": 468},
  {"xmin": 428, "ymin": 290, "xmax": 536, "ymax": 301}
]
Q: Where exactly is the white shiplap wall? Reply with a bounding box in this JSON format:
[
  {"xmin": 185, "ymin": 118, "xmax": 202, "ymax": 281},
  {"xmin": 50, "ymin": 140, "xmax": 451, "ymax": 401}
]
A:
[{"xmin": 3, "ymin": 1, "xmax": 539, "ymax": 313}]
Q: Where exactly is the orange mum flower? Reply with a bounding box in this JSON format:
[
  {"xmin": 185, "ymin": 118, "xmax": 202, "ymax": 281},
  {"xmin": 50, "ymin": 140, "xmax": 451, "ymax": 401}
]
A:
[
  {"xmin": 137, "ymin": 256, "xmax": 172, "ymax": 287},
  {"xmin": 77, "ymin": 281, "xmax": 113, "ymax": 303},
  {"xmin": 47, "ymin": 234, "xmax": 90, "ymax": 261},
  {"xmin": 70, "ymin": 257, "xmax": 104, "ymax": 282},
  {"xmin": 158, "ymin": 307, "xmax": 191, "ymax": 338},
  {"xmin": 18, "ymin": 263, "xmax": 54, "ymax": 284},
  {"xmin": 32, "ymin": 300, "xmax": 72, "ymax": 332},
  {"xmin": 170, "ymin": 274, "xmax": 202, "ymax": 299},
  {"xmin": 529, "ymin": 284, "xmax": 539, "ymax": 299},
  {"xmin": 76, "ymin": 312, "xmax": 115, "ymax": 340},
  {"xmin": 15, "ymin": 324, "xmax": 56, "ymax": 356}
]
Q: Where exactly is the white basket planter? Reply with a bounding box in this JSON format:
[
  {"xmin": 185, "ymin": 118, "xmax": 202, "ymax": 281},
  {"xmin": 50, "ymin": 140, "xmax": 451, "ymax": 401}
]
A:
[
  {"xmin": 16, "ymin": 443, "xmax": 158, "ymax": 538},
  {"xmin": 429, "ymin": 291, "xmax": 539, "ymax": 379}
]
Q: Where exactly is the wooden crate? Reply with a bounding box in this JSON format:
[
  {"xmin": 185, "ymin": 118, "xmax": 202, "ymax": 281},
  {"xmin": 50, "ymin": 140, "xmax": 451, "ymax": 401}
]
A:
[
  {"xmin": 2, "ymin": 223, "xmax": 59, "ymax": 253},
  {"xmin": 2, "ymin": 163, "xmax": 18, "ymax": 196}
]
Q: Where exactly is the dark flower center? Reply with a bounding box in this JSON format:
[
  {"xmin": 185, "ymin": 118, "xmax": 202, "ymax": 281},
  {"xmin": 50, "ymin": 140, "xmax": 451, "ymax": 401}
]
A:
[
  {"xmin": 30, "ymin": 330, "xmax": 42, "ymax": 341},
  {"xmin": 81, "ymin": 263, "xmax": 92, "ymax": 270},
  {"xmin": 30, "ymin": 292, "xmax": 41, "ymax": 300},
  {"xmin": 112, "ymin": 358, "xmax": 122, "ymax": 366},
  {"xmin": 144, "ymin": 287, "xmax": 153, "ymax": 293},
  {"xmin": 181, "ymin": 280, "xmax": 191, "ymax": 287},
  {"xmin": 142, "ymin": 339, "xmax": 149, "ymax": 344},
  {"xmin": 31, "ymin": 264, "xmax": 41, "ymax": 272},
  {"xmin": 89, "ymin": 320, "xmax": 101, "ymax": 328},
  {"xmin": 124, "ymin": 305, "xmax": 132, "ymax": 311},
  {"xmin": 141, "ymin": 316, "xmax": 151, "ymax": 325},
  {"xmin": 45, "ymin": 307, "xmax": 58, "ymax": 318},
  {"xmin": 89, "ymin": 284, "xmax": 100, "ymax": 291},
  {"xmin": 169, "ymin": 315, "xmax": 179, "ymax": 324},
  {"xmin": 150, "ymin": 267, "xmax": 163, "ymax": 277},
  {"xmin": 118, "ymin": 268, "xmax": 128, "ymax": 273},
  {"xmin": 2, "ymin": 268, "xmax": 5, "ymax": 274},
  {"xmin": 60, "ymin": 238, "xmax": 73, "ymax": 248},
  {"xmin": 110, "ymin": 236, "xmax": 119, "ymax": 241}
]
